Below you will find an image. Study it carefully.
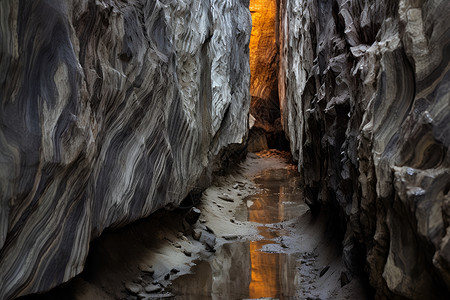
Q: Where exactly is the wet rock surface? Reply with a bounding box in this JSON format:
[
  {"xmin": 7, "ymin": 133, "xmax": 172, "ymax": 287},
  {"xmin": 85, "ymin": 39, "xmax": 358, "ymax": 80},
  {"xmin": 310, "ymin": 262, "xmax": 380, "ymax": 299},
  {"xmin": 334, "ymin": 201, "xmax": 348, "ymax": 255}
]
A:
[
  {"xmin": 279, "ymin": 0, "xmax": 450, "ymax": 298},
  {"xmin": 0, "ymin": 0, "xmax": 251, "ymax": 298},
  {"xmin": 16, "ymin": 153, "xmax": 367, "ymax": 300}
]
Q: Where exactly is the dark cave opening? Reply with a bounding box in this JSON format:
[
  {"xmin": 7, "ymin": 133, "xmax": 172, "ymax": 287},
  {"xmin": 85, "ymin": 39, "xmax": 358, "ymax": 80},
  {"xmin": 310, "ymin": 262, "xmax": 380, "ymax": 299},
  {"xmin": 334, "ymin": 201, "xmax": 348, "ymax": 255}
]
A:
[{"xmin": 248, "ymin": 95, "xmax": 290, "ymax": 152}]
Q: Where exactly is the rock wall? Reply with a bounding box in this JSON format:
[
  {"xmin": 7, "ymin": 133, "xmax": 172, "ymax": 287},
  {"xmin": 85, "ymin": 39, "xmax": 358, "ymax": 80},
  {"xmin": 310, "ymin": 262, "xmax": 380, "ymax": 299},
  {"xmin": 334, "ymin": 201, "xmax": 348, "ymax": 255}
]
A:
[
  {"xmin": 248, "ymin": 0, "xmax": 288, "ymax": 151},
  {"xmin": 0, "ymin": 0, "xmax": 251, "ymax": 299},
  {"xmin": 249, "ymin": 0, "xmax": 278, "ymax": 102},
  {"xmin": 279, "ymin": 0, "xmax": 450, "ymax": 298}
]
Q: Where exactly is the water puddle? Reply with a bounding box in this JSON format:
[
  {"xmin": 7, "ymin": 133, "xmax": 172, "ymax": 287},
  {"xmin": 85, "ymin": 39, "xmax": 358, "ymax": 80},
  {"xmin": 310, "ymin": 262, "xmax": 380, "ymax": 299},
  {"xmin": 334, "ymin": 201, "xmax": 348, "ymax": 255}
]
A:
[
  {"xmin": 171, "ymin": 242, "xmax": 296, "ymax": 300},
  {"xmin": 171, "ymin": 167, "xmax": 307, "ymax": 299},
  {"xmin": 18, "ymin": 160, "xmax": 319, "ymax": 300}
]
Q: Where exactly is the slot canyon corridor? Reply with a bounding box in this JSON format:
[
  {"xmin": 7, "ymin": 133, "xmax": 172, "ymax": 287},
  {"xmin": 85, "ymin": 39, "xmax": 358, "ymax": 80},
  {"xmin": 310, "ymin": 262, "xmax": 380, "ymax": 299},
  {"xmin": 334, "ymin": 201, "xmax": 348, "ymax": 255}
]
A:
[{"xmin": 0, "ymin": 0, "xmax": 449, "ymax": 299}]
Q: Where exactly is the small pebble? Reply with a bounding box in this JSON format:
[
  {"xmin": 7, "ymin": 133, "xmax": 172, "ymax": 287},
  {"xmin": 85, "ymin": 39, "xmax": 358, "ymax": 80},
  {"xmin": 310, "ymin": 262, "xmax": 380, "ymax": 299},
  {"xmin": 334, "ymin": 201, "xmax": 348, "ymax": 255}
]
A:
[
  {"xmin": 144, "ymin": 284, "xmax": 161, "ymax": 293},
  {"xmin": 192, "ymin": 229, "xmax": 202, "ymax": 241},
  {"xmin": 125, "ymin": 282, "xmax": 142, "ymax": 294}
]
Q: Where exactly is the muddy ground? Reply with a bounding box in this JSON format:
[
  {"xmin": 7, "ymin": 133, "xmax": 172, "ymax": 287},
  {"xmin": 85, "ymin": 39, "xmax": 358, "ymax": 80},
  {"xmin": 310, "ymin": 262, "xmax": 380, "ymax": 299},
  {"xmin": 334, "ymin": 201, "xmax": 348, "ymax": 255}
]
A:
[{"xmin": 21, "ymin": 151, "xmax": 369, "ymax": 300}]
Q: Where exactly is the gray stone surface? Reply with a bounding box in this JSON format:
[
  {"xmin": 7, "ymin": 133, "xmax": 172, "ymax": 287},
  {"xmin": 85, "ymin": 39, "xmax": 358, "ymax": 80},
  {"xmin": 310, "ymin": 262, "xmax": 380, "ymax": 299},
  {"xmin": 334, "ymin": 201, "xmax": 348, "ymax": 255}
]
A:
[
  {"xmin": 279, "ymin": 0, "xmax": 450, "ymax": 298},
  {"xmin": 0, "ymin": 0, "xmax": 251, "ymax": 299}
]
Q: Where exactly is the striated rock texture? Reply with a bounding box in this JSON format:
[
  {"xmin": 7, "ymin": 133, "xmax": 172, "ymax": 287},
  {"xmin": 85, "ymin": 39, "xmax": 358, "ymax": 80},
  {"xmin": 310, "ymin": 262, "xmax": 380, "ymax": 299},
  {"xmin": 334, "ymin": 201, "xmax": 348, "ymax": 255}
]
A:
[
  {"xmin": 248, "ymin": 0, "xmax": 287, "ymax": 150},
  {"xmin": 279, "ymin": 0, "xmax": 450, "ymax": 299},
  {"xmin": 249, "ymin": 0, "xmax": 278, "ymax": 101},
  {"xmin": 0, "ymin": 0, "xmax": 251, "ymax": 299}
]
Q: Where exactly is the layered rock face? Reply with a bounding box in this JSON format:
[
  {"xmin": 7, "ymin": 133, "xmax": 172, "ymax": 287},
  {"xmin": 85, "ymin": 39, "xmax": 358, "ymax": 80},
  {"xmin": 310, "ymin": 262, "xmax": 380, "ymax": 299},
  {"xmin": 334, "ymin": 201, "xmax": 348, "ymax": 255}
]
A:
[
  {"xmin": 0, "ymin": 0, "xmax": 251, "ymax": 299},
  {"xmin": 248, "ymin": 0, "xmax": 287, "ymax": 151},
  {"xmin": 280, "ymin": 0, "xmax": 450, "ymax": 298},
  {"xmin": 249, "ymin": 0, "xmax": 278, "ymax": 100}
]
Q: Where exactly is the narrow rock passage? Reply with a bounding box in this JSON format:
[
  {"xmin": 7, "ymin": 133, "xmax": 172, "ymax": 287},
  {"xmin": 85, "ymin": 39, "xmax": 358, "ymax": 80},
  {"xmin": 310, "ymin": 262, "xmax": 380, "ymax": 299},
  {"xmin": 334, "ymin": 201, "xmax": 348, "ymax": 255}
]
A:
[
  {"xmin": 1, "ymin": 1, "xmax": 448, "ymax": 298},
  {"xmin": 20, "ymin": 151, "xmax": 368, "ymax": 300},
  {"xmin": 171, "ymin": 151, "xmax": 368, "ymax": 299},
  {"xmin": 172, "ymin": 152, "xmax": 304, "ymax": 299}
]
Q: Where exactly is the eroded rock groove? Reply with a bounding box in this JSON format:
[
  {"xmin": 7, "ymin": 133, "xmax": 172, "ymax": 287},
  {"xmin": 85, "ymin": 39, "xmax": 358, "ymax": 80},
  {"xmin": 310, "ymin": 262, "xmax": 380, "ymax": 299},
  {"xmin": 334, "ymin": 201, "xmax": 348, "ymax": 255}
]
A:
[{"xmin": 0, "ymin": 0, "xmax": 449, "ymax": 299}]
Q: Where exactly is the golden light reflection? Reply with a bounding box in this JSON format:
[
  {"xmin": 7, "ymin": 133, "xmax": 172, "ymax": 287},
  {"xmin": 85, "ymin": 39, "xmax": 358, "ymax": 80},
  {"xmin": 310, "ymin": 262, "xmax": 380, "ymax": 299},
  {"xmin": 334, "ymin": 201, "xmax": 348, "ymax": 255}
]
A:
[{"xmin": 248, "ymin": 178, "xmax": 285, "ymax": 298}]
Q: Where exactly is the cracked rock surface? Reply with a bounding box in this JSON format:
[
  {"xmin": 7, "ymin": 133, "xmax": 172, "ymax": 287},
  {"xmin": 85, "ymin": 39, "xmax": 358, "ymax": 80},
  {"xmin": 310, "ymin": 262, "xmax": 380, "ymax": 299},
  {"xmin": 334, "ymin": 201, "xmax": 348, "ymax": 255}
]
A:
[
  {"xmin": 279, "ymin": 0, "xmax": 450, "ymax": 298},
  {"xmin": 0, "ymin": 1, "xmax": 251, "ymax": 299}
]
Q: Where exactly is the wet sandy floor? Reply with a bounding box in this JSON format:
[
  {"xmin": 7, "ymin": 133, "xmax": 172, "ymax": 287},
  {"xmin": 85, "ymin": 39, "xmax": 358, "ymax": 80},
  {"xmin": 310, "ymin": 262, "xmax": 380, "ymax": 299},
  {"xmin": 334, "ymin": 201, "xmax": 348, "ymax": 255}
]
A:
[
  {"xmin": 172, "ymin": 167, "xmax": 306, "ymax": 299},
  {"xmin": 19, "ymin": 152, "xmax": 368, "ymax": 300}
]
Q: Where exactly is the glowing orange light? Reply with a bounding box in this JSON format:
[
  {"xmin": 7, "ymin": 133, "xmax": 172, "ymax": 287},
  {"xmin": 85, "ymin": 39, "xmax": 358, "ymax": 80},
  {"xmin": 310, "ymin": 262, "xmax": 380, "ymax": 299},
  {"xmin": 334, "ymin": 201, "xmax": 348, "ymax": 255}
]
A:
[
  {"xmin": 248, "ymin": 182, "xmax": 285, "ymax": 298},
  {"xmin": 249, "ymin": 240, "xmax": 279, "ymax": 297},
  {"xmin": 249, "ymin": 0, "xmax": 278, "ymax": 101},
  {"xmin": 248, "ymin": 0, "xmax": 283, "ymax": 293}
]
